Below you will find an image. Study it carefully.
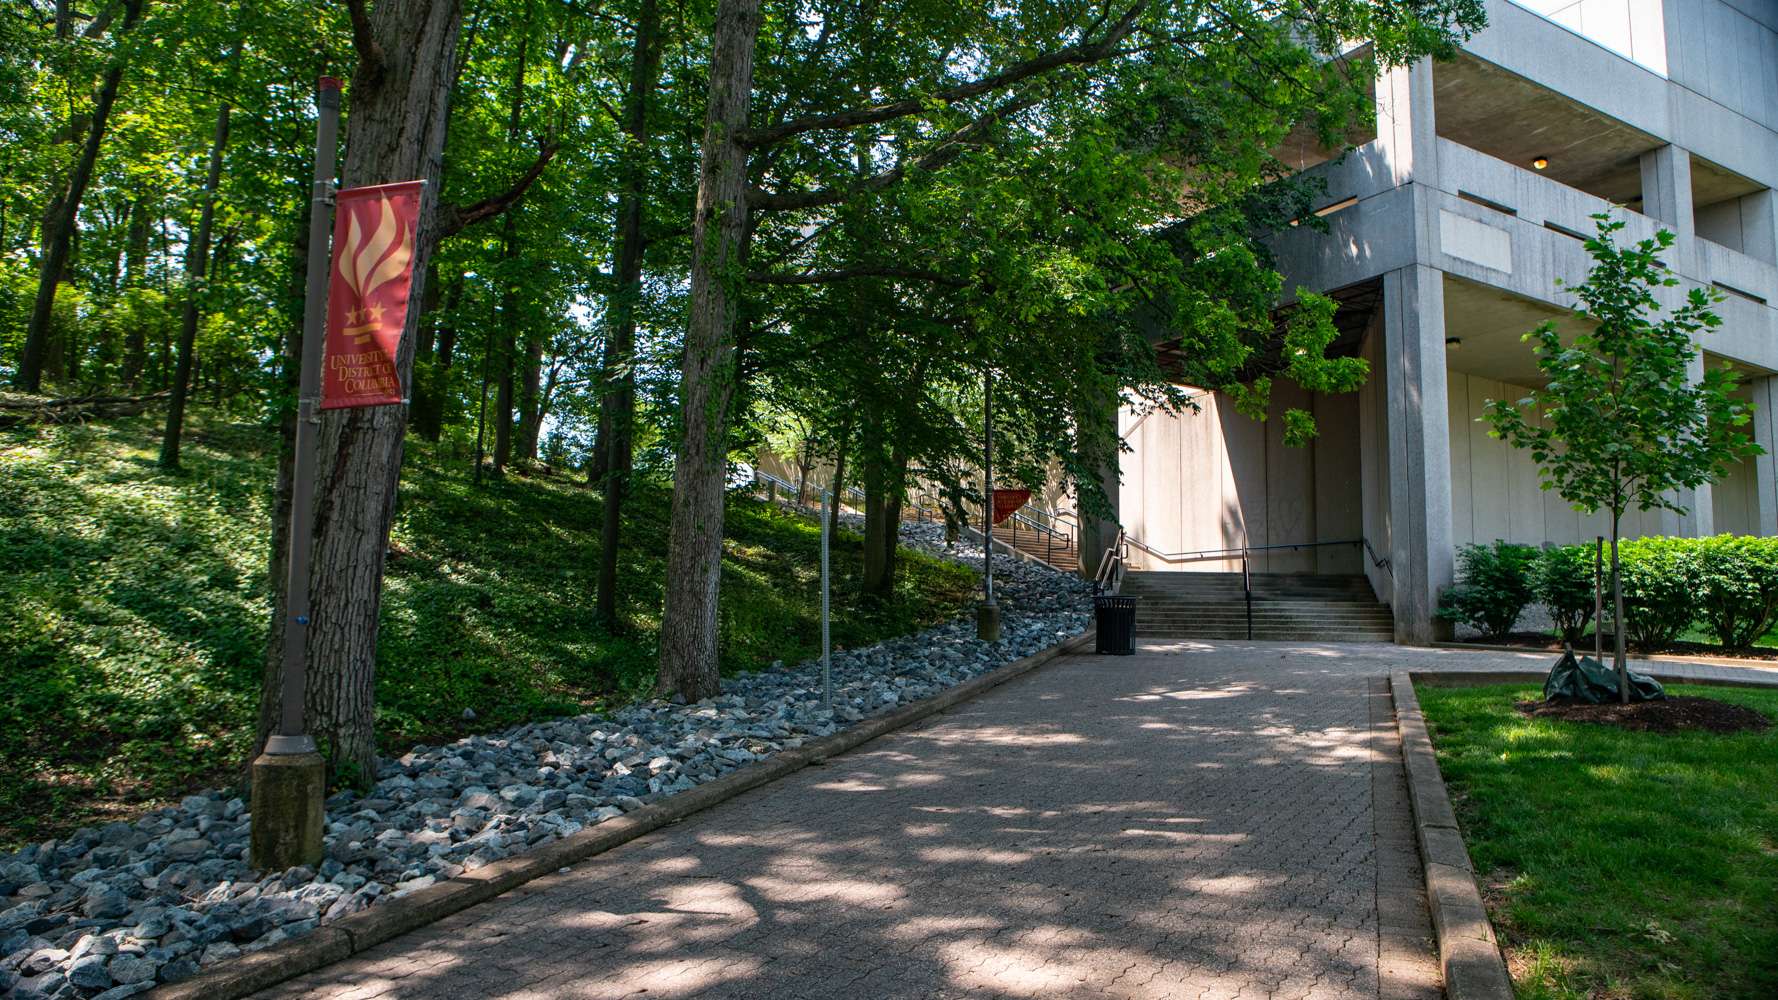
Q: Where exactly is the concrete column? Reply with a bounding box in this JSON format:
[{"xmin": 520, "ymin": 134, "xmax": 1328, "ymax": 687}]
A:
[
  {"xmin": 1375, "ymin": 59, "xmax": 1439, "ymax": 190},
  {"xmin": 1640, "ymin": 144, "xmax": 1695, "ymax": 244},
  {"xmin": 1740, "ymin": 189, "xmax": 1778, "ymax": 266},
  {"xmin": 1752, "ymin": 376, "xmax": 1778, "ymax": 537},
  {"xmin": 1383, "ymin": 265, "xmax": 1455, "ymax": 644}
]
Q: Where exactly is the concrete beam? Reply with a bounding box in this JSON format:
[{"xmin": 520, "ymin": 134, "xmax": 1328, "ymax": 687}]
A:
[{"xmin": 1383, "ymin": 265, "xmax": 1456, "ymax": 643}]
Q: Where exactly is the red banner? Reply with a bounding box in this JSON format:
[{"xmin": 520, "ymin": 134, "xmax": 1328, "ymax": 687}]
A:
[
  {"xmin": 991, "ymin": 488, "xmax": 1031, "ymax": 525},
  {"xmin": 322, "ymin": 180, "xmax": 423, "ymax": 409}
]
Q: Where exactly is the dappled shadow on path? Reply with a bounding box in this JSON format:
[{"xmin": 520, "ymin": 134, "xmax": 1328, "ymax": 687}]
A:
[{"xmin": 259, "ymin": 643, "xmax": 1431, "ymax": 1000}]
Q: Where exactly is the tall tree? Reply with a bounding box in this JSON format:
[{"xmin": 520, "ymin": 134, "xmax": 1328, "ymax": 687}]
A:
[
  {"xmin": 160, "ymin": 43, "xmax": 238, "ymax": 469},
  {"xmin": 1486, "ymin": 217, "xmax": 1759, "ymax": 702},
  {"xmin": 15, "ymin": 0, "xmax": 145, "ymax": 391},
  {"xmin": 255, "ymin": 0, "xmax": 554, "ymax": 783},
  {"xmin": 594, "ymin": 0, "xmax": 663, "ymax": 627},
  {"xmin": 657, "ymin": 0, "xmax": 1485, "ymax": 699}
]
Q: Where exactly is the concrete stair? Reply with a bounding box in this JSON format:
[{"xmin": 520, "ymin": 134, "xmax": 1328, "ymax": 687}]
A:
[{"xmin": 1118, "ymin": 571, "xmax": 1394, "ymax": 641}]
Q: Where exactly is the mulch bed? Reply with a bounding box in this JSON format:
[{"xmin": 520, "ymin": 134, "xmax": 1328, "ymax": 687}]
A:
[{"xmin": 1516, "ymin": 696, "xmax": 1773, "ymax": 734}]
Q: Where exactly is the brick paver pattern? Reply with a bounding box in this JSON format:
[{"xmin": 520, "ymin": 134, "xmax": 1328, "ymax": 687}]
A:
[{"xmin": 256, "ymin": 641, "xmax": 1496, "ymax": 1000}]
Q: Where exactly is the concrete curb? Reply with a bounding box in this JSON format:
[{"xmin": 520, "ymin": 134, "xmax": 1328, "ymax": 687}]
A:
[
  {"xmin": 1431, "ymin": 640, "xmax": 1778, "ymax": 672},
  {"xmin": 1390, "ymin": 664, "xmax": 1778, "ymax": 999},
  {"xmin": 1388, "ymin": 672, "xmax": 1514, "ymax": 1000},
  {"xmin": 150, "ymin": 629, "xmax": 1096, "ymax": 1000}
]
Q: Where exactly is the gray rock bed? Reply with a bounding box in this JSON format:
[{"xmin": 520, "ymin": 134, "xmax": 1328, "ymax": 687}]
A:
[{"xmin": 0, "ymin": 522, "xmax": 1089, "ymax": 998}]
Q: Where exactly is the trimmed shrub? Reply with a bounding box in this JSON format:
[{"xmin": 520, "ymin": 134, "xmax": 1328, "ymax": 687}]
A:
[
  {"xmin": 1438, "ymin": 541, "xmax": 1538, "ymax": 638},
  {"xmin": 1693, "ymin": 534, "xmax": 1778, "ymax": 649},
  {"xmin": 1533, "ymin": 543, "xmax": 1597, "ymax": 643},
  {"xmin": 1617, "ymin": 536, "xmax": 1699, "ymax": 650}
]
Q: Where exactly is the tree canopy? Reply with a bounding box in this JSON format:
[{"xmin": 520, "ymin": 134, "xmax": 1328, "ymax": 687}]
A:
[{"xmin": 3, "ymin": 0, "xmax": 1486, "ymax": 776}]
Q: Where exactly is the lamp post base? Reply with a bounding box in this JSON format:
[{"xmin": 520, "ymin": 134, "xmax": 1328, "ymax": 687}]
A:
[
  {"xmin": 250, "ymin": 750, "xmax": 326, "ymax": 870},
  {"xmin": 976, "ymin": 601, "xmax": 1001, "ymax": 642}
]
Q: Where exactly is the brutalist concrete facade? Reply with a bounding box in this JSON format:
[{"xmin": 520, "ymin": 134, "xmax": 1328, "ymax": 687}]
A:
[{"xmin": 1118, "ymin": 0, "xmax": 1778, "ymax": 643}]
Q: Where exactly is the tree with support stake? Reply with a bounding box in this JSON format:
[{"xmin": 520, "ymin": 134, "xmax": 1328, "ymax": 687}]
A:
[{"xmin": 1485, "ymin": 215, "xmax": 1760, "ymax": 703}]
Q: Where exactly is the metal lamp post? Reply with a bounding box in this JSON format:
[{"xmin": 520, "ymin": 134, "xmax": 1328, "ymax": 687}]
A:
[
  {"xmin": 820, "ymin": 487, "xmax": 834, "ymax": 710},
  {"xmin": 250, "ymin": 77, "xmax": 338, "ymax": 870},
  {"xmin": 977, "ymin": 366, "xmax": 1001, "ymax": 641}
]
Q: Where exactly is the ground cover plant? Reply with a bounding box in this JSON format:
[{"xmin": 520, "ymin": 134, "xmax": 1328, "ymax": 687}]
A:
[
  {"xmin": 0, "ymin": 414, "xmax": 978, "ymax": 849},
  {"xmin": 1418, "ymin": 681, "xmax": 1778, "ymax": 999}
]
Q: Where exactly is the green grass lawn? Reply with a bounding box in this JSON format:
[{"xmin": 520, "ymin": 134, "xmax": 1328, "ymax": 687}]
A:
[
  {"xmin": 0, "ymin": 414, "xmax": 979, "ymax": 849},
  {"xmin": 1418, "ymin": 682, "xmax": 1778, "ymax": 999}
]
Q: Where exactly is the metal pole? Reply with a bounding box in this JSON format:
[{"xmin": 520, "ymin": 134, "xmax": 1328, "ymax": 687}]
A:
[
  {"xmin": 1243, "ymin": 549, "xmax": 1253, "ymax": 641},
  {"xmin": 983, "ymin": 369, "xmax": 994, "ymax": 605},
  {"xmin": 821, "ymin": 489, "xmax": 833, "ymax": 710},
  {"xmin": 267, "ymin": 78, "xmax": 339, "ymax": 757}
]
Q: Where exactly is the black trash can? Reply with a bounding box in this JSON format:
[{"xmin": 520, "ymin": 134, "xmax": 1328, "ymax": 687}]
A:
[{"xmin": 1094, "ymin": 595, "xmax": 1138, "ymax": 655}]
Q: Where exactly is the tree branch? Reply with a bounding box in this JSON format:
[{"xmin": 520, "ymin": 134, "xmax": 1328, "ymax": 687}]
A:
[
  {"xmin": 749, "ymin": 91, "xmax": 1042, "ymax": 213},
  {"xmin": 747, "ymin": 265, "xmax": 967, "ymax": 287},
  {"xmin": 732, "ymin": 0, "xmax": 1148, "ymax": 149},
  {"xmin": 344, "ymin": 0, "xmax": 385, "ymax": 81},
  {"xmin": 435, "ymin": 143, "xmax": 560, "ymax": 239}
]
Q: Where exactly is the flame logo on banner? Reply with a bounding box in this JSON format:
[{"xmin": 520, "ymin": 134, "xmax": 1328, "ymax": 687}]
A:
[{"xmin": 336, "ymin": 195, "xmax": 414, "ymax": 345}]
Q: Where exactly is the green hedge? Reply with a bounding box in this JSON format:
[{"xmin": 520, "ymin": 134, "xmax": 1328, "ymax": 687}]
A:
[
  {"xmin": 1438, "ymin": 534, "xmax": 1778, "ymax": 650},
  {"xmin": 1436, "ymin": 541, "xmax": 1538, "ymax": 638}
]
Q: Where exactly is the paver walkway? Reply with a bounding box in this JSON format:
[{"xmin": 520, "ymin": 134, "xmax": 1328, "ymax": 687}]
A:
[{"xmin": 252, "ymin": 642, "xmax": 1778, "ymax": 1000}]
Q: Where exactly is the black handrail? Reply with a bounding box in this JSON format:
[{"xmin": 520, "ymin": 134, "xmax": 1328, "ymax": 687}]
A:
[{"xmin": 1121, "ymin": 533, "xmax": 1394, "ymax": 640}]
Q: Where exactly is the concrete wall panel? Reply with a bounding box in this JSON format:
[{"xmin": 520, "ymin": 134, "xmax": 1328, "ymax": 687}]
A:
[{"xmin": 1118, "ymin": 387, "xmax": 1365, "ymax": 575}]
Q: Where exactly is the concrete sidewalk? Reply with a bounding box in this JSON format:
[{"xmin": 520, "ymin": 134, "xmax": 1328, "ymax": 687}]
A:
[{"xmin": 254, "ymin": 641, "xmax": 1504, "ymax": 1000}]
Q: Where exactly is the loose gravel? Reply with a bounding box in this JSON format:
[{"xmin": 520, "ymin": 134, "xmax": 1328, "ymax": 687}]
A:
[{"xmin": 0, "ymin": 520, "xmax": 1088, "ymax": 998}]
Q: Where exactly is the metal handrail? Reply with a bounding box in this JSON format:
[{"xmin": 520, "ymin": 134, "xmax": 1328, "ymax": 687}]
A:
[
  {"xmin": 1094, "ymin": 528, "xmax": 1127, "ymax": 595},
  {"xmin": 1118, "ymin": 531, "xmax": 1393, "ymax": 641},
  {"xmin": 1361, "ymin": 538, "xmax": 1393, "ymax": 577}
]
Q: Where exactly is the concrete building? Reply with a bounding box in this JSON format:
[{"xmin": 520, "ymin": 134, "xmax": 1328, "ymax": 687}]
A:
[{"xmin": 1113, "ymin": 0, "xmax": 1778, "ymax": 642}]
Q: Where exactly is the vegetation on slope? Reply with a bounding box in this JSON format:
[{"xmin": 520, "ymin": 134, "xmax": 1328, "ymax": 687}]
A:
[{"xmin": 0, "ymin": 415, "xmax": 977, "ymax": 849}]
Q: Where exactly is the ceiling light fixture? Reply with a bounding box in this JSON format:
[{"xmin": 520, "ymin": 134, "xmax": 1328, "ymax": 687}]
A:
[{"xmin": 1532, "ymin": 156, "xmax": 1550, "ymax": 170}]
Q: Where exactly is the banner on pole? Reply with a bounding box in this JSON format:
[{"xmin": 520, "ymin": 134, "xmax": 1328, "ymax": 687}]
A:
[
  {"xmin": 321, "ymin": 180, "xmax": 423, "ymax": 409},
  {"xmin": 991, "ymin": 488, "xmax": 1031, "ymax": 525}
]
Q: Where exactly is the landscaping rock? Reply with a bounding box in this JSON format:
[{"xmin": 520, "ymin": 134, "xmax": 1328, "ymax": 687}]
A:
[{"xmin": 0, "ymin": 515, "xmax": 1087, "ymax": 989}]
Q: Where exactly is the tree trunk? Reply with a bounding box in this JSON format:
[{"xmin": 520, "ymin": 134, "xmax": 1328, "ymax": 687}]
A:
[
  {"xmin": 657, "ymin": 0, "xmax": 760, "ymax": 701},
  {"xmin": 257, "ymin": 0, "xmax": 463, "ymax": 787},
  {"xmin": 412, "ymin": 272, "xmax": 458, "ymax": 441},
  {"xmin": 473, "ymin": 329, "xmax": 493, "ymax": 482},
  {"xmin": 120, "ymin": 199, "xmax": 151, "ymax": 385},
  {"xmin": 880, "ymin": 443, "xmax": 908, "ymax": 590},
  {"xmin": 1611, "ymin": 518, "xmax": 1628, "ymax": 704},
  {"xmin": 828, "ymin": 435, "xmax": 848, "ymax": 538},
  {"xmin": 517, "ymin": 330, "xmax": 543, "ymax": 459},
  {"xmin": 491, "ymin": 7, "xmax": 531, "ymax": 472},
  {"xmin": 493, "ymin": 316, "xmax": 514, "ymax": 471},
  {"xmin": 16, "ymin": 0, "xmax": 144, "ymax": 391},
  {"xmin": 160, "ymin": 89, "xmax": 232, "ymax": 469},
  {"xmin": 593, "ymin": 0, "xmax": 660, "ymax": 626},
  {"xmin": 860, "ymin": 419, "xmax": 890, "ymax": 594},
  {"xmin": 794, "ymin": 433, "xmax": 814, "ymax": 509}
]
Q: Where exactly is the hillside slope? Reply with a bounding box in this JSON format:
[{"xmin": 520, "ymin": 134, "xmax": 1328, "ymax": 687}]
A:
[{"xmin": 0, "ymin": 415, "xmax": 977, "ymax": 847}]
